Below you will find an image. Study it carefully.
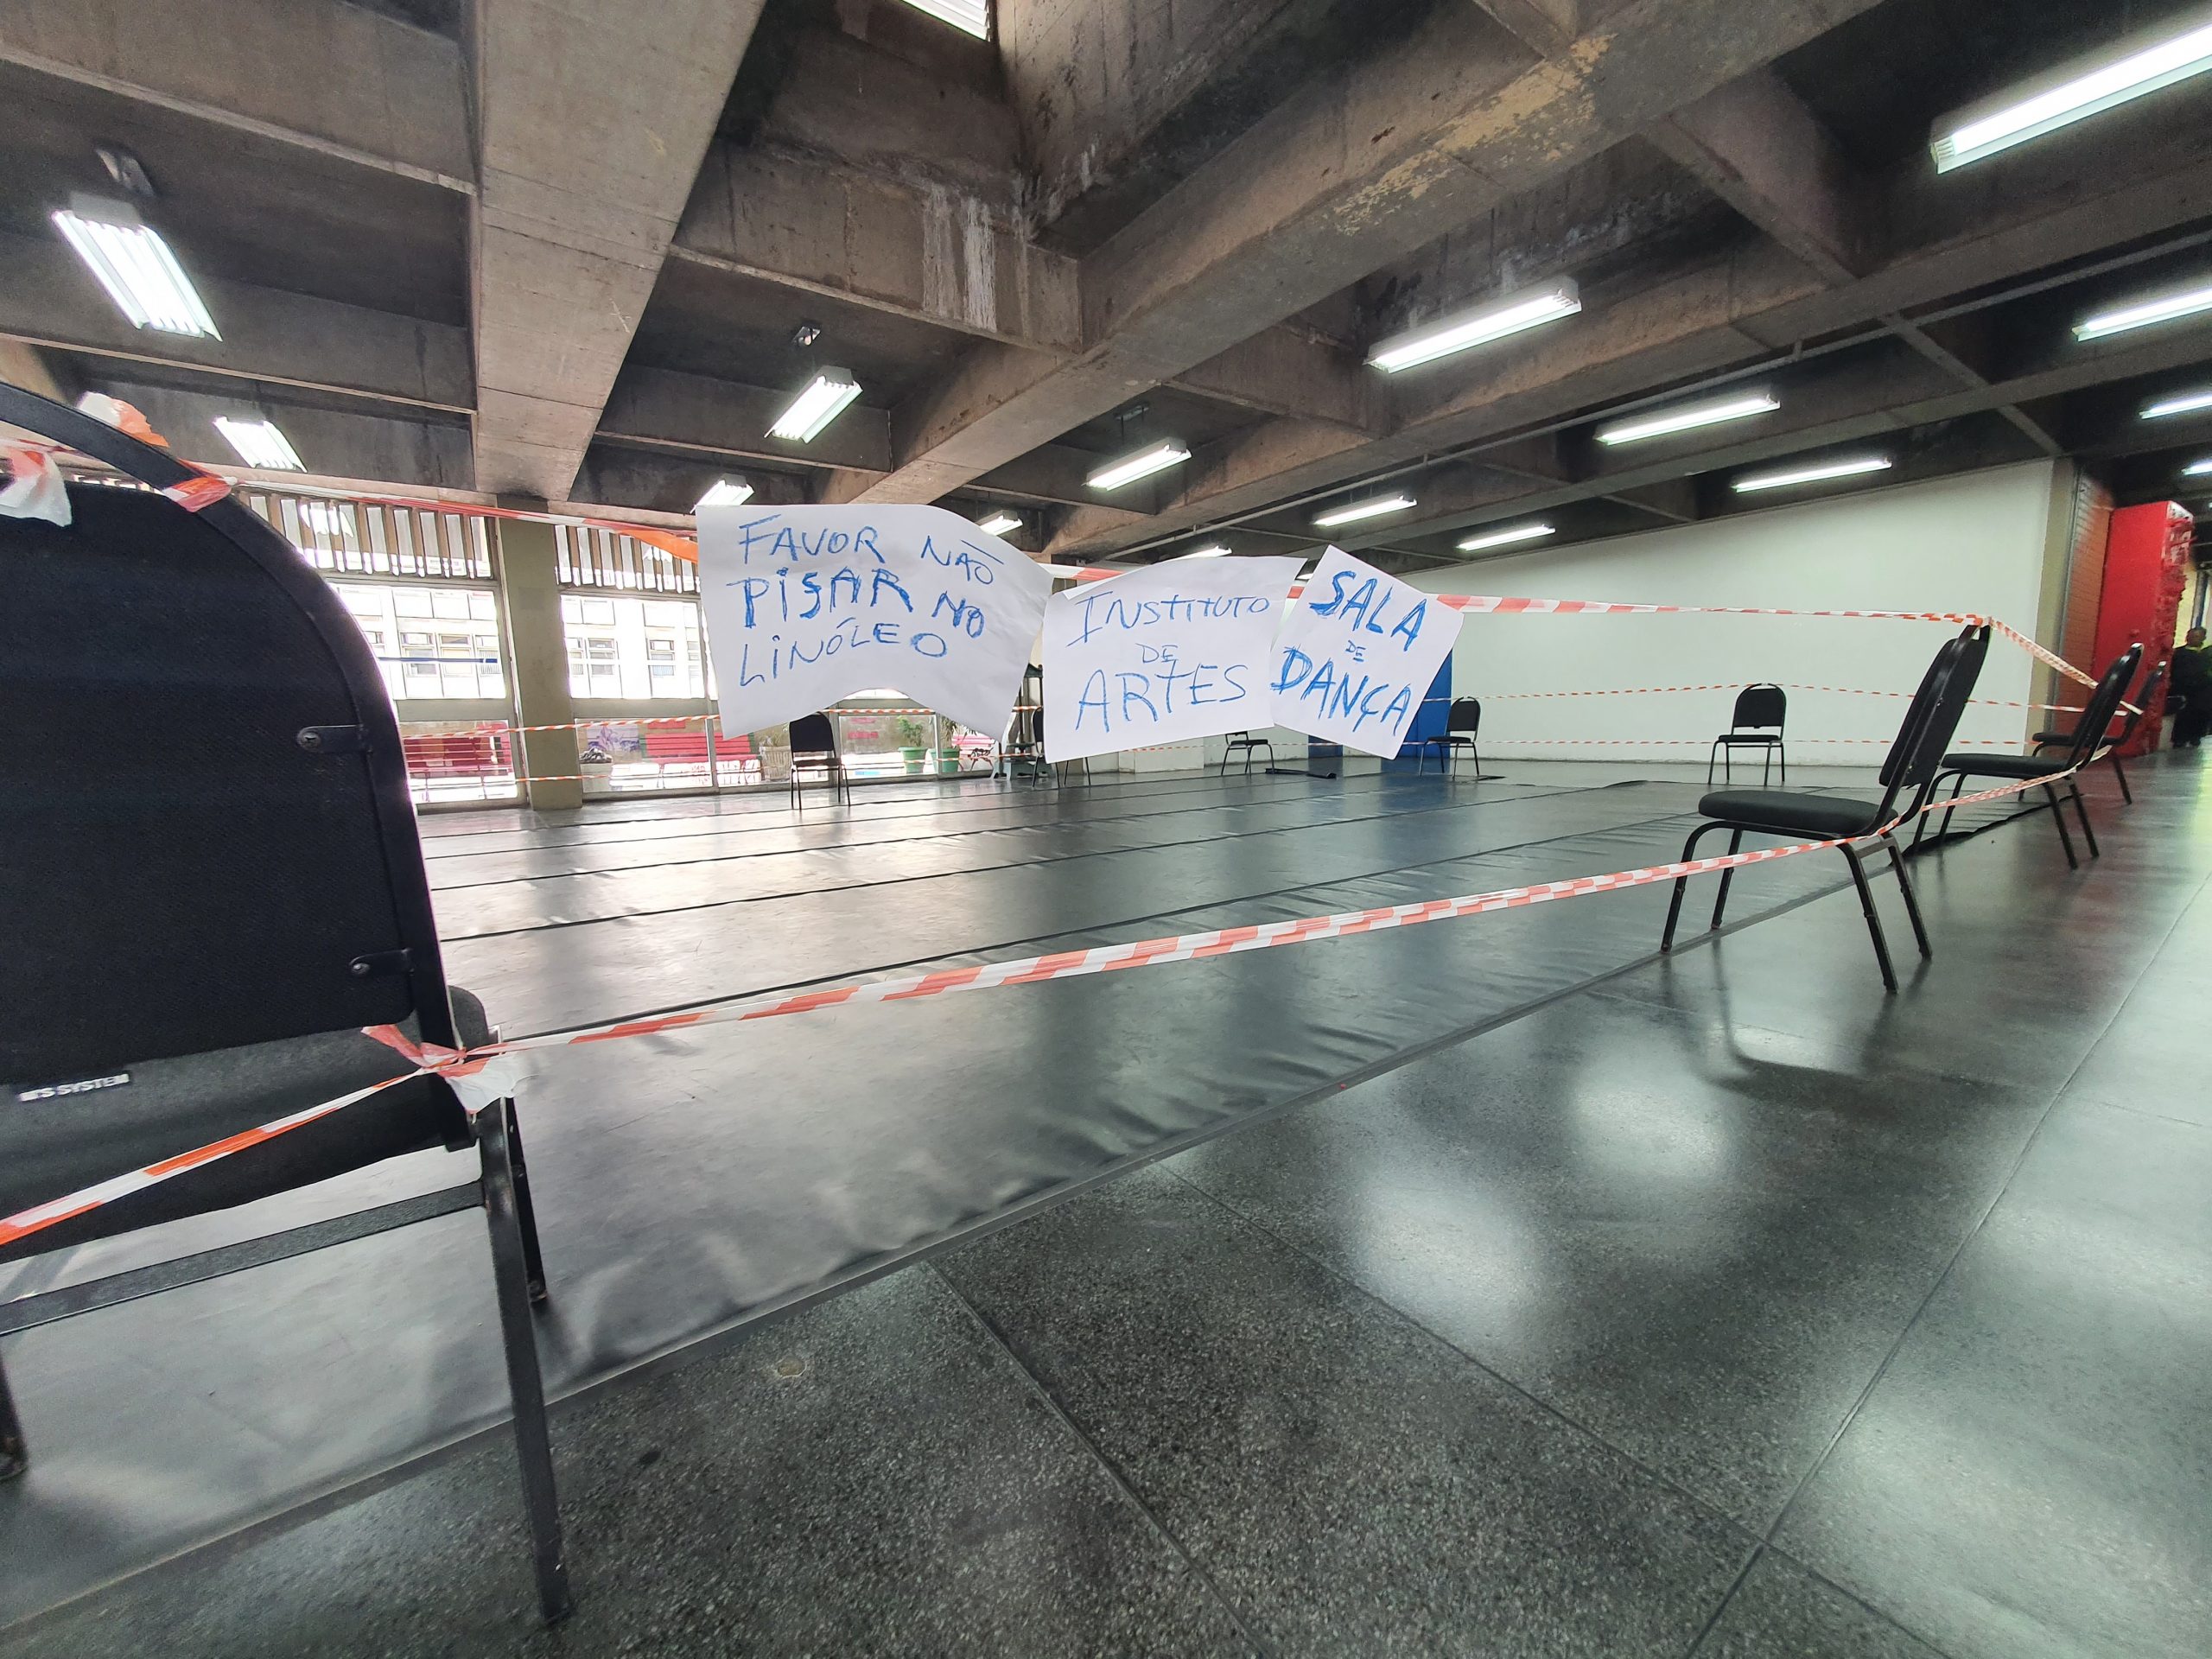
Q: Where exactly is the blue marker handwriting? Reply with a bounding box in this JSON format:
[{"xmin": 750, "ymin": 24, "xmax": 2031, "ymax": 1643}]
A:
[{"xmin": 1065, "ymin": 588, "xmax": 1272, "ymax": 646}]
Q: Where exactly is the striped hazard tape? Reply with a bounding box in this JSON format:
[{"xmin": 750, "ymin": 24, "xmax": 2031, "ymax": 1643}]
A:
[{"xmin": 0, "ymin": 766, "xmax": 2088, "ymax": 1254}]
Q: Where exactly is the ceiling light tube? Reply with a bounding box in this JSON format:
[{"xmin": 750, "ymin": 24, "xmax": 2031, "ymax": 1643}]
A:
[
  {"xmin": 1087, "ymin": 439, "xmax": 1191, "ymax": 491},
  {"xmin": 213, "ymin": 416, "xmax": 304, "ymax": 471},
  {"xmin": 2075, "ymin": 280, "xmax": 2212, "ymax": 341},
  {"xmin": 2183, "ymin": 457, "xmax": 2212, "ymax": 477},
  {"xmin": 1731, "ymin": 455, "xmax": 1892, "ymax": 494},
  {"xmin": 1313, "ymin": 494, "xmax": 1416, "ymax": 528},
  {"xmin": 1366, "ymin": 278, "xmax": 1581, "ymax": 372},
  {"xmin": 768, "ymin": 370, "xmax": 861, "ymax": 442},
  {"xmin": 1932, "ymin": 12, "xmax": 2212, "ymax": 172},
  {"xmin": 1596, "ymin": 390, "xmax": 1780, "ymax": 447},
  {"xmin": 1457, "ymin": 522, "xmax": 1556, "ymax": 552},
  {"xmin": 52, "ymin": 198, "xmax": 219, "ymax": 338},
  {"xmin": 2143, "ymin": 389, "xmax": 2212, "ymax": 420},
  {"xmin": 694, "ymin": 479, "xmax": 754, "ymax": 510},
  {"xmin": 1185, "ymin": 544, "xmax": 1231, "ymax": 557},
  {"xmin": 976, "ymin": 511, "xmax": 1022, "ymax": 536},
  {"xmin": 897, "ymin": 0, "xmax": 989, "ymax": 38}
]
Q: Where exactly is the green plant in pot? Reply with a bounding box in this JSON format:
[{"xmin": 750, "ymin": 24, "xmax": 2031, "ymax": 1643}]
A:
[{"xmin": 895, "ymin": 715, "xmax": 930, "ymax": 773}]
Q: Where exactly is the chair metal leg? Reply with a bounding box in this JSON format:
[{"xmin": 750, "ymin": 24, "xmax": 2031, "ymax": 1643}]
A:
[
  {"xmin": 2069, "ymin": 780, "xmax": 2100, "ymax": 858},
  {"xmin": 1471, "ymin": 742, "xmax": 1481, "ymax": 777},
  {"xmin": 1778, "ymin": 741, "xmax": 1786, "ymax": 785},
  {"xmin": 2044, "ymin": 783, "xmax": 2079, "ymax": 868},
  {"xmin": 505, "ymin": 1104, "xmax": 549, "ymax": 1305},
  {"xmin": 476, "ymin": 1101, "xmax": 573, "ymax": 1624},
  {"xmin": 0, "ymin": 1352, "xmax": 25, "ymax": 1481},
  {"xmin": 1661, "ymin": 822, "xmax": 1725, "ymax": 952},
  {"xmin": 2111, "ymin": 754, "xmax": 2133, "ymax": 804},
  {"xmin": 1707, "ymin": 741, "xmax": 1719, "ymax": 787},
  {"xmin": 1883, "ymin": 832, "xmax": 1932, "ymax": 958},
  {"xmin": 1840, "ymin": 844, "xmax": 1899, "ymax": 993},
  {"xmin": 1709, "ymin": 828, "xmax": 1745, "ymax": 931},
  {"xmin": 1926, "ymin": 772, "xmax": 1967, "ymax": 846},
  {"xmin": 1759, "ymin": 745, "xmax": 1772, "ymax": 787}
]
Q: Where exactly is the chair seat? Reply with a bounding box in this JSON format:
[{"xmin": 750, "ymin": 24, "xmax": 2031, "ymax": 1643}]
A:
[
  {"xmin": 1713, "ymin": 732, "xmax": 1783, "ymax": 745},
  {"xmin": 1697, "ymin": 790, "xmax": 1886, "ymax": 839},
  {"xmin": 1, "ymin": 987, "xmax": 492, "ymax": 1256},
  {"xmin": 1429, "ymin": 734, "xmax": 1477, "ymax": 745},
  {"xmin": 1939, "ymin": 752, "xmax": 2064, "ymax": 779}
]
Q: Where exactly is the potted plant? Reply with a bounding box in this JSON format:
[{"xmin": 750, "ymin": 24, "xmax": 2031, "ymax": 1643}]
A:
[{"xmin": 895, "ymin": 715, "xmax": 930, "ymax": 774}]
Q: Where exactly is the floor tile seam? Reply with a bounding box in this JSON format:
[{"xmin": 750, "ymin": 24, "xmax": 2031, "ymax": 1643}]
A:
[
  {"xmin": 416, "ymin": 772, "xmax": 1464, "ymax": 853},
  {"xmin": 923, "ymin": 1262, "xmax": 1276, "ymax": 1659},
  {"xmin": 1751, "ymin": 867, "xmax": 2212, "ymax": 1558},
  {"xmin": 1153, "ymin": 1162, "xmax": 1765, "ymax": 1553},
  {"xmin": 499, "ymin": 798, "xmax": 1737, "ymax": 1039},
  {"xmin": 1755, "ymin": 1543, "xmax": 1975, "ymax": 1659},
  {"xmin": 2050, "ymin": 1093, "xmax": 2212, "ymax": 1133},
  {"xmin": 423, "ymin": 777, "xmax": 1484, "ymax": 887},
  {"xmin": 429, "ymin": 783, "xmax": 1606, "ymax": 912},
  {"xmin": 418, "ymin": 771, "xmax": 1435, "ymax": 864}
]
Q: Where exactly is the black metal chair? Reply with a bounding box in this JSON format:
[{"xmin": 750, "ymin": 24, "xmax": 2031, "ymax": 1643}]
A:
[
  {"xmin": 1220, "ymin": 731, "xmax": 1274, "ymax": 774},
  {"xmin": 1000, "ymin": 667, "xmax": 1053, "ymax": 784},
  {"xmin": 1421, "ymin": 696, "xmax": 1482, "ymax": 774},
  {"xmin": 1917, "ymin": 644, "xmax": 2142, "ymax": 870},
  {"xmin": 787, "ymin": 710, "xmax": 849, "ymax": 807},
  {"xmin": 0, "ymin": 385, "xmax": 569, "ymax": 1619},
  {"xmin": 2031, "ymin": 658, "xmax": 2163, "ymax": 804},
  {"xmin": 1707, "ymin": 683, "xmax": 1787, "ymax": 785},
  {"xmin": 1662, "ymin": 627, "xmax": 1990, "ymax": 992}
]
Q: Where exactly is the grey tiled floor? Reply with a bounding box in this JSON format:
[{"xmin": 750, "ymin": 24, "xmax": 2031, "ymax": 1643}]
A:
[{"xmin": 6, "ymin": 759, "xmax": 2210, "ymax": 1656}]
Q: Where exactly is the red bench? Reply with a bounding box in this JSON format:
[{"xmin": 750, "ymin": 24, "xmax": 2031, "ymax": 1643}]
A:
[{"xmin": 403, "ymin": 728, "xmax": 512, "ymax": 779}]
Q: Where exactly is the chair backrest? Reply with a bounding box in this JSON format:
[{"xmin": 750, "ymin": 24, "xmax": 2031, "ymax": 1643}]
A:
[
  {"xmin": 1, "ymin": 385, "xmax": 460, "ymax": 1088},
  {"xmin": 790, "ymin": 711, "xmax": 836, "ymax": 753},
  {"xmin": 2063, "ymin": 645, "xmax": 2144, "ymax": 768},
  {"xmin": 1448, "ymin": 696, "xmax": 1480, "ymax": 734},
  {"xmin": 1874, "ymin": 626, "xmax": 1990, "ymax": 820},
  {"xmin": 1732, "ymin": 683, "xmax": 1786, "ymax": 732},
  {"xmin": 2114, "ymin": 658, "xmax": 2164, "ymax": 743}
]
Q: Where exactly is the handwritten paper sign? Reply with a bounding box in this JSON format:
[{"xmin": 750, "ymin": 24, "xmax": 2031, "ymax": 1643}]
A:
[
  {"xmin": 1270, "ymin": 546, "xmax": 1462, "ymax": 758},
  {"xmin": 696, "ymin": 505, "xmax": 1051, "ymax": 736},
  {"xmin": 1043, "ymin": 554, "xmax": 1303, "ymax": 763}
]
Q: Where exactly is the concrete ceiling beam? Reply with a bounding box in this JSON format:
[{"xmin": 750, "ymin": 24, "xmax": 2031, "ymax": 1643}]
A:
[
  {"xmin": 1646, "ymin": 68, "xmax": 1878, "ymax": 286},
  {"xmin": 595, "ymin": 365, "xmax": 893, "ymax": 475},
  {"xmin": 1052, "ymin": 121, "xmax": 2212, "ymax": 561},
  {"xmin": 0, "ymin": 230, "xmax": 473, "ymax": 413},
  {"xmin": 79, "ymin": 373, "xmax": 473, "ymax": 492},
  {"xmin": 467, "ymin": 0, "xmax": 764, "ymax": 501},
  {"xmin": 1465, "ymin": 0, "xmax": 1579, "ymax": 58},
  {"xmin": 671, "ymin": 143, "xmax": 1081, "ymax": 354},
  {"xmin": 0, "ymin": 0, "xmax": 474, "ymax": 191},
  {"xmin": 858, "ymin": 0, "xmax": 1883, "ymax": 507}
]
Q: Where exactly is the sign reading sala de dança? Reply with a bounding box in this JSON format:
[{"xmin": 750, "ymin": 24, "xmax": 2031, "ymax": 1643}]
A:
[
  {"xmin": 696, "ymin": 505, "xmax": 1052, "ymax": 737},
  {"xmin": 1269, "ymin": 546, "xmax": 1462, "ymax": 757}
]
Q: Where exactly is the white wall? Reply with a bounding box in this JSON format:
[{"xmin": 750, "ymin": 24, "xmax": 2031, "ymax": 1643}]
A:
[{"xmin": 1408, "ymin": 462, "xmax": 2058, "ymax": 765}]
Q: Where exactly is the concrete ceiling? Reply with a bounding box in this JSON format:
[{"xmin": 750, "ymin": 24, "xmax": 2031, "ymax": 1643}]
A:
[{"xmin": 5, "ymin": 0, "xmax": 2212, "ymax": 564}]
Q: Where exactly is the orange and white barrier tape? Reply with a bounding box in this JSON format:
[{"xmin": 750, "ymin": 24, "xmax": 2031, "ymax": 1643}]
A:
[{"xmin": 0, "ymin": 765, "xmax": 2089, "ymax": 1255}]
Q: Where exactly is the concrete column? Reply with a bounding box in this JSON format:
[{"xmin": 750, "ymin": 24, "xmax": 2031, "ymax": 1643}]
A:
[{"xmin": 493, "ymin": 509, "xmax": 584, "ymax": 810}]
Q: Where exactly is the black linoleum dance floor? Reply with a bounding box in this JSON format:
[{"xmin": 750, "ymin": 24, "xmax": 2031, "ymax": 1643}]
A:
[{"xmin": 3, "ymin": 759, "xmax": 2209, "ymax": 1656}]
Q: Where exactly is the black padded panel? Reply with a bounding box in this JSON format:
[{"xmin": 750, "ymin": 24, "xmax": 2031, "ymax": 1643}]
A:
[
  {"xmin": 1732, "ymin": 684, "xmax": 1786, "ymax": 730},
  {"xmin": 1940, "ymin": 753, "xmax": 2064, "ymax": 779},
  {"xmin": 1, "ymin": 484, "xmax": 416, "ymax": 1080}
]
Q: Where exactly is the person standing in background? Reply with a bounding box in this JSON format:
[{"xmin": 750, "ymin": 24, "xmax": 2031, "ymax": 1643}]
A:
[{"xmin": 2171, "ymin": 626, "xmax": 2212, "ymax": 747}]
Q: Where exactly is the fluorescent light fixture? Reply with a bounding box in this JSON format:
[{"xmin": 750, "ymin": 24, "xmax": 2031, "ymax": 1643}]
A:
[
  {"xmin": 1731, "ymin": 454, "xmax": 1892, "ymax": 494},
  {"xmin": 1313, "ymin": 494, "xmax": 1415, "ymax": 528},
  {"xmin": 1185, "ymin": 544, "xmax": 1231, "ymax": 558},
  {"xmin": 1596, "ymin": 390, "xmax": 1779, "ymax": 447},
  {"xmin": 694, "ymin": 478, "xmax": 754, "ymax": 510},
  {"xmin": 213, "ymin": 416, "xmax": 303, "ymax": 471},
  {"xmin": 1087, "ymin": 439, "xmax": 1191, "ymax": 491},
  {"xmin": 976, "ymin": 510, "xmax": 1021, "ymax": 536},
  {"xmin": 1457, "ymin": 522, "xmax": 1556, "ymax": 552},
  {"xmin": 895, "ymin": 0, "xmax": 989, "ymax": 38},
  {"xmin": 2075, "ymin": 280, "xmax": 2212, "ymax": 341},
  {"xmin": 1932, "ymin": 12, "xmax": 2212, "ymax": 172},
  {"xmin": 1366, "ymin": 279, "xmax": 1580, "ymax": 372},
  {"xmin": 2143, "ymin": 388, "xmax": 2212, "ymax": 420},
  {"xmin": 52, "ymin": 197, "xmax": 218, "ymax": 338},
  {"xmin": 2183, "ymin": 457, "xmax": 2212, "ymax": 476},
  {"xmin": 767, "ymin": 369, "xmax": 861, "ymax": 442}
]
